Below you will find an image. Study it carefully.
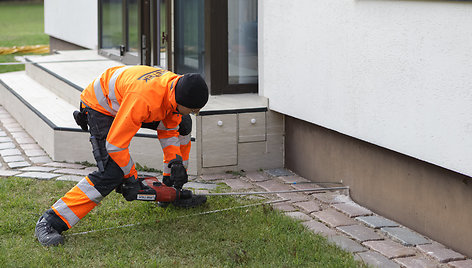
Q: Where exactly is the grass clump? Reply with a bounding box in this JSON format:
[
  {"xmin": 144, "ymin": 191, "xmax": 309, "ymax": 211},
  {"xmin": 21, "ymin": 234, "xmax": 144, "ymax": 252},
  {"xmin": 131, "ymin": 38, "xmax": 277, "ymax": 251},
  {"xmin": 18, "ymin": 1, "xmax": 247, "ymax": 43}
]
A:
[
  {"xmin": 0, "ymin": 177, "xmax": 363, "ymax": 267},
  {"xmin": 0, "ymin": 2, "xmax": 49, "ymax": 73}
]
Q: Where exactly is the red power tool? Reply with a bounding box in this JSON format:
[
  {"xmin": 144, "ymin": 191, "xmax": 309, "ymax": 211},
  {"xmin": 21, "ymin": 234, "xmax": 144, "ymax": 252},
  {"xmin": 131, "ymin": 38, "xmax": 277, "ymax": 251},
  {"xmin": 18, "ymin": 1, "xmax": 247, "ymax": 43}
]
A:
[{"xmin": 122, "ymin": 176, "xmax": 207, "ymax": 208}]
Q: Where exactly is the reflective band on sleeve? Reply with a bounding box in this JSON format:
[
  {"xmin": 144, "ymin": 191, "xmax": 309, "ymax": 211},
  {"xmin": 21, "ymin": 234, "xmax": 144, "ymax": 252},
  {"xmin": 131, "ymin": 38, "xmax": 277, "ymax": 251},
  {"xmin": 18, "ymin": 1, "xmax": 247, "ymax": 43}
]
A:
[
  {"xmin": 159, "ymin": 136, "xmax": 180, "ymax": 149},
  {"xmin": 108, "ymin": 66, "xmax": 131, "ymax": 113},
  {"xmin": 179, "ymin": 134, "xmax": 191, "ymax": 145},
  {"xmin": 183, "ymin": 160, "xmax": 189, "ymax": 169},
  {"xmin": 77, "ymin": 178, "xmax": 104, "ymax": 204},
  {"xmin": 106, "ymin": 141, "xmax": 126, "ymax": 153},
  {"xmin": 93, "ymin": 77, "xmax": 116, "ymax": 116},
  {"xmin": 121, "ymin": 158, "xmax": 135, "ymax": 175},
  {"xmin": 52, "ymin": 198, "xmax": 80, "ymax": 227}
]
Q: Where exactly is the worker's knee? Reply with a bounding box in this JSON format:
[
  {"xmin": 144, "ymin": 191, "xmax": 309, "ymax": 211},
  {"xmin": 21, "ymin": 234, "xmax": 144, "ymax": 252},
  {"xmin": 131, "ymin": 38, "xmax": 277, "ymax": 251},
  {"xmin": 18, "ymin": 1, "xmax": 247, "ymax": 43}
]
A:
[
  {"xmin": 178, "ymin": 115, "xmax": 192, "ymax": 136},
  {"xmin": 87, "ymin": 158, "xmax": 124, "ymax": 196}
]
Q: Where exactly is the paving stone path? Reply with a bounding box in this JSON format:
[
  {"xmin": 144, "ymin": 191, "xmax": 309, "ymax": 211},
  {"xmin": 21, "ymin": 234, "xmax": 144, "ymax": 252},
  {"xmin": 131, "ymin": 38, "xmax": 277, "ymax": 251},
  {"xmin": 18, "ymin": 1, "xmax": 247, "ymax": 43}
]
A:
[{"xmin": 1, "ymin": 105, "xmax": 471, "ymax": 268}]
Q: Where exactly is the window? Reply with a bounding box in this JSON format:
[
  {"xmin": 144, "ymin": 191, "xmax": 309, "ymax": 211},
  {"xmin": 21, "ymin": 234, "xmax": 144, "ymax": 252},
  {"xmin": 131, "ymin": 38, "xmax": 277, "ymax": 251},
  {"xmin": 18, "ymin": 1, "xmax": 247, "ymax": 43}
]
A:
[
  {"xmin": 204, "ymin": 0, "xmax": 258, "ymax": 95},
  {"xmin": 228, "ymin": 0, "xmax": 258, "ymax": 84}
]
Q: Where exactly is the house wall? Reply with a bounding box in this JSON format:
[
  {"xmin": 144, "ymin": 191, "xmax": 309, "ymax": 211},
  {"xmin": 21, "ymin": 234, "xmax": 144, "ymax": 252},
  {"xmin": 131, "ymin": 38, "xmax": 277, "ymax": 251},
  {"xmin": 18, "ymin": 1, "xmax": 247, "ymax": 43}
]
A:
[
  {"xmin": 285, "ymin": 116, "xmax": 472, "ymax": 257},
  {"xmin": 259, "ymin": 0, "xmax": 472, "ymax": 256},
  {"xmin": 259, "ymin": 0, "xmax": 472, "ymax": 177},
  {"xmin": 44, "ymin": 0, "xmax": 98, "ymax": 50}
]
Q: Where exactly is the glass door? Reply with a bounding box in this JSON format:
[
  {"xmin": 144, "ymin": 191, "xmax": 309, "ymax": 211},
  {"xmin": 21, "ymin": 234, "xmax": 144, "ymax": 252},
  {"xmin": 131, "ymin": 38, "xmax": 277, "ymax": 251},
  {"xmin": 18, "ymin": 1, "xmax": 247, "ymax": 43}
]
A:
[
  {"xmin": 174, "ymin": 0, "xmax": 205, "ymax": 74},
  {"xmin": 99, "ymin": 0, "xmax": 170, "ymax": 66}
]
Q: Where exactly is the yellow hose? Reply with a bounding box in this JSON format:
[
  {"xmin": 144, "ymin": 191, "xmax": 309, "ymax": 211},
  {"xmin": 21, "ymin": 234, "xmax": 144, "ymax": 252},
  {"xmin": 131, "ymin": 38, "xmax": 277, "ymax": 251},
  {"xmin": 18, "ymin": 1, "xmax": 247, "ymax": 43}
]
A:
[{"xmin": 0, "ymin": 45, "xmax": 49, "ymax": 55}]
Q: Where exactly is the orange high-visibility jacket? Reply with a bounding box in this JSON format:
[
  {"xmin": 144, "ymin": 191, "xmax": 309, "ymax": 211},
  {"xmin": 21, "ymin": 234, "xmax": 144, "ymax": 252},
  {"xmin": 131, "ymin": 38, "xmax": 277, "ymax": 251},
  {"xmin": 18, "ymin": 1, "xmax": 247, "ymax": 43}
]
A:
[{"xmin": 81, "ymin": 65, "xmax": 186, "ymax": 178}]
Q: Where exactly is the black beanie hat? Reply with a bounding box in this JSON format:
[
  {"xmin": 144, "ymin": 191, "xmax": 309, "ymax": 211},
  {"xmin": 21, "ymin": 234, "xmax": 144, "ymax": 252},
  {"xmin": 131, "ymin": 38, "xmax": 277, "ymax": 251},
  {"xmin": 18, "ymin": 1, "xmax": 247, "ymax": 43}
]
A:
[{"xmin": 174, "ymin": 73, "xmax": 209, "ymax": 109}]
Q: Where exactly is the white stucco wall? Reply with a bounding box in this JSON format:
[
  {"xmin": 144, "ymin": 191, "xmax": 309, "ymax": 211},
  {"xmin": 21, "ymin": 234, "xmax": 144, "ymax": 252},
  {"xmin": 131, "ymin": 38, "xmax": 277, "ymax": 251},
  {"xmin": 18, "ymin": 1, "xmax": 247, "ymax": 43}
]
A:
[
  {"xmin": 44, "ymin": 0, "xmax": 98, "ymax": 50},
  {"xmin": 259, "ymin": 1, "xmax": 472, "ymax": 177}
]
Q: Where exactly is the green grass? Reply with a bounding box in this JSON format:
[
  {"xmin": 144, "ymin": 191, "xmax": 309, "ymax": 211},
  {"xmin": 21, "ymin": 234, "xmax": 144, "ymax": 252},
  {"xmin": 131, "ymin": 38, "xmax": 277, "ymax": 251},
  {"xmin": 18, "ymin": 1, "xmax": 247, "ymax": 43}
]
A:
[
  {"xmin": 0, "ymin": 2, "xmax": 49, "ymax": 73},
  {"xmin": 0, "ymin": 177, "xmax": 364, "ymax": 267}
]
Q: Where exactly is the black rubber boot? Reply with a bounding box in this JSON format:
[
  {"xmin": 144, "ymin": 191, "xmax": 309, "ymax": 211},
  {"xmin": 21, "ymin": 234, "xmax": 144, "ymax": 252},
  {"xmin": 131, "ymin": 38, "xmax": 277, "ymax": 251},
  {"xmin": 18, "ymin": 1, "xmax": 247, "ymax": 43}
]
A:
[{"xmin": 35, "ymin": 216, "xmax": 64, "ymax": 246}]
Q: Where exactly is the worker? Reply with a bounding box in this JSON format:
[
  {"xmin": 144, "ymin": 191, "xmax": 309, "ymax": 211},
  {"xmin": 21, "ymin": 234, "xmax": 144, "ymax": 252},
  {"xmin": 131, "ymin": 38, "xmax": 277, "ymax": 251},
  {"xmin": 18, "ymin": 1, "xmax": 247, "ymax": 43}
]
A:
[{"xmin": 34, "ymin": 65, "xmax": 209, "ymax": 246}]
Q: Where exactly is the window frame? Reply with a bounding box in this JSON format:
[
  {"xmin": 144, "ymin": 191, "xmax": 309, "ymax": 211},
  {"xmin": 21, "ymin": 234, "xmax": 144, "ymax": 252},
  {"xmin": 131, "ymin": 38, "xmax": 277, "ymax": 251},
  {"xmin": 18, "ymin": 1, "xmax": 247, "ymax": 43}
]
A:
[{"xmin": 204, "ymin": 0, "xmax": 258, "ymax": 95}]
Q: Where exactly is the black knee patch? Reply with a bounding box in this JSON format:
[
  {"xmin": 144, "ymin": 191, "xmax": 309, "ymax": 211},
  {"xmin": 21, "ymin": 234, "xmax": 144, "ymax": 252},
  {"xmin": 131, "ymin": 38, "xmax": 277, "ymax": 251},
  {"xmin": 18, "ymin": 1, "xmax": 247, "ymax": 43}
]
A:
[{"xmin": 178, "ymin": 115, "xmax": 192, "ymax": 136}]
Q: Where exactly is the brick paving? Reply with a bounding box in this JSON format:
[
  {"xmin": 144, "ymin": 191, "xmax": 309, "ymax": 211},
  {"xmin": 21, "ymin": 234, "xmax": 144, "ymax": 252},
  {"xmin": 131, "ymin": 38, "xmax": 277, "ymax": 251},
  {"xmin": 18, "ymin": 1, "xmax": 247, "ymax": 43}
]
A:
[{"xmin": 0, "ymin": 104, "xmax": 469, "ymax": 267}]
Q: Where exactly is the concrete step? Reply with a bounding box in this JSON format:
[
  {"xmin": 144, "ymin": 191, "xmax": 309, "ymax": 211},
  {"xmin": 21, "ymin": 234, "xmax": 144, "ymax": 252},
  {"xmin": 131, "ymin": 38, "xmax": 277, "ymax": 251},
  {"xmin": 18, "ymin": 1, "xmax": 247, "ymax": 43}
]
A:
[
  {"xmin": 24, "ymin": 50, "xmax": 122, "ymax": 106},
  {"xmin": 0, "ymin": 71, "xmax": 197, "ymax": 174}
]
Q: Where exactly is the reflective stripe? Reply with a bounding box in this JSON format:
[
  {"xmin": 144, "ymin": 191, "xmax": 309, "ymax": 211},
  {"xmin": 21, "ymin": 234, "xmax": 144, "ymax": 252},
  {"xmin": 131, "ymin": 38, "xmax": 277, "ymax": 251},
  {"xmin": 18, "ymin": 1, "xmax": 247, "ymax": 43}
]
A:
[
  {"xmin": 52, "ymin": 198, "xmax": 80, "ymax": 227},
  {"xmin": 183, "ymin": 160, "xmax": 189, "ymax": 169},
  {"xmin": 77, "ymin": 178, "xmax": 103, "ymax": 204},
  {"xmin": 106, "ymin": 141, "xmax": 126, "ymax": 153},
  {"xmin": 159, "ymin": 136, "xmax": 180, "ymax": 149},
  {"xmin": 179, "ymin": 134, "xmax": 191, "ymax": 145},
  {"xmin": 157, "ymin": 122, "xmax": 178, "ymax": 131},
  {"xmin": 108, "ymin": 66, "xmax": 131, "ymax": 113},
  {"xmin": 121, "ymin": 157, "xmax": 135, "ymax": 175},
  {"xmin": 93, "ymin": 76, "xmax": 115, "ymax": 115}
]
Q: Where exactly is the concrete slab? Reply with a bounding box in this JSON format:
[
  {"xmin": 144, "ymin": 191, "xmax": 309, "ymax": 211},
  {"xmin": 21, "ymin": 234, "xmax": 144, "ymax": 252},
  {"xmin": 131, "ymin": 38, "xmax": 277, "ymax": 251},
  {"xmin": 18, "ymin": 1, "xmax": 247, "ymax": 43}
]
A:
[
  {"xmin": 254, "ymin": 179, "xmax": 293, "ymax": 192},
  {"xmin": 185, "ymin": 181, "xmax": 218, "ymax": 190},
  {"xmin": 223, "ymin": 178, "xmax": 254, "ymax": 190},
  {"xmin": 328, "ymin": 235, "xmax": 367, "ymax": 253},
  {"xmin": 0, "ymin": 142, "xmax": 15, "ymax": 150},
  {"xmin": 0, "ymin": 170, "xmax": 21, "ymax": 177},
  {"xmin": 337, "ymin": 224, "xmax": 383, "ymax": 242},
  {"xmin": 19, "ymin": 143, "xmax": 41, "ymax": 150},
  {"xmin": 363, "ymin": 240, "xmax": 416, "ymax": 259},
  {"xmin": 7, "ymin": 161, "xmax": 31, "ymax": 168},
  {"xmin": 55, "ymin": 175, "xmax": 84, "ymax": 182},
  {"xmin": 3, "ymin": 155, "xmax": 25, "ymax": 163},
  {"xmin": 30, "ymin": 156, "xmax": 52, "ymax": 164},
  {"xmin": 43, "ymin": 162, "xmax": 86, "ymax": 169},
  {"xmin": 293, "ymin": 200, "xmax": 321, "ymax": 214},
  {"xmin": 381, "ymin": 227, "xmax": 430, "ymax": 246},
  {"xmin": 53, "ymin": 168, "xmax": 92, "ymax": 176},
  {"xmin": 312, "ymin": 209, "xmax": 358, "ymax": 228},
  {"xmin": 244, "ymin": 171, "xmax": 269, "ymax": 182},
  {"xmin": 355, "ymin": 251, "xmax": 401, "ymax": 268},
  {"xmin": 0, "ymin": 148, "xmax": 21, "ymax": 157},
  {"xmin": 276, "ymin": 192, "xmax": 309, "ymax": 203},
  {"xmin": 417, "ymin": 243, "xmax": 466, "ymax": 263},
  {"xmin": 312, "ymin": 192, "xmax": 351, "ymax": 204},
  {"xmin": 24, "ymin": 149, "xmax": 47, "ymax": 157},
  {"xmin": 278, "ymin": 175, "xmax": 310, "ymax": 184},
  {"xmin": 19, "ymin": 166, "xmax": 57, "ymax": 172},
  {"xmin": 17, "ymin": 172, "xmax": 60, "ymax": 180},
  {"xmin": 448, "ymin": 259, "xmax": 472, "ymax": 268},
  {"xmin": 272, "ymin": 202, "xmax": 297, "ymax": 212},
  {"xmin": 332, "ymin": 202, "xmax": 373, "ymax": 218},
  {"xmin": 291, "ymin": 182, "xmax": 322, "ymax": 192},
  {"xmin": 199, "ymin": 173, "xmax": 235, "ymax": 181},
  {"xmin": 394, "ymin": 256, "xmax": 438, "ymax": 268},
  {"xmin": 285, "ymin": 211, "xmax": 313, "ymax": 222},
  {"xmin": 15, "ymin": 137, "xmax": 36, "ymax": 144},
  {"xmin": 302, "ymin": 220, "xmax": 337, "ymax": 237},
  {"xmin": 356, "ymin": 215, "xmax": 399, "ymax": 229},
  {"xmin": 0, "ymin": 137, "xmax": 12, "ymax": 142},
  {"xmin": 264, "ymin": 168, "xmax": 292, "ymax": 177}
]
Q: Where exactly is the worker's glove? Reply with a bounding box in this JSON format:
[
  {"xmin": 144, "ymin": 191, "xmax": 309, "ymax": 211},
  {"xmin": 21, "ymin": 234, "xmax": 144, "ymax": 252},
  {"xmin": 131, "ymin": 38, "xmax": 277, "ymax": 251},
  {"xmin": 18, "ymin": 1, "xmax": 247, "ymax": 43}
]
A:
[
  {"xmin": 121, "ymin": 175, "xmax": 148, "ymax": 201},
  {"xmin": 168, "ymin": 156, "xmax": 188, "ymax": 190}
]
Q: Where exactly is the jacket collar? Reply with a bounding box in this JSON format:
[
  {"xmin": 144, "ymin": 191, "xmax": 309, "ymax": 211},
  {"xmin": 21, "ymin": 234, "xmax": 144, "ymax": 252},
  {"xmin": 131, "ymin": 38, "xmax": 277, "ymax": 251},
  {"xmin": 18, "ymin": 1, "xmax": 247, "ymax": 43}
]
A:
[{"xmin": 168, "ymin": 75, "xmax": 182, "ymax": 114}]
